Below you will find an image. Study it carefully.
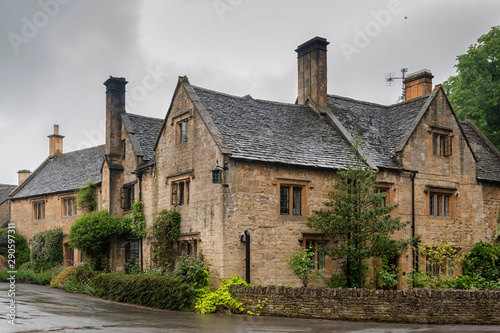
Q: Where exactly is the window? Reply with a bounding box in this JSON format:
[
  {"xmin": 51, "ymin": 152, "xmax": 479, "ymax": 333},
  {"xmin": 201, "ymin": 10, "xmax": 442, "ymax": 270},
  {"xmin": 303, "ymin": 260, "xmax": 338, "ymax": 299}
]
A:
[
  {"xmin": 33, "ymin": 201, "xmax": 45, "ymax": 220},
  {"xmin": 432, "ymin": 132, "xmax": 452, "ymax": 156},
  {"xmin": 179, "ymin": 240, "xmax": 197, "ymax": 256},
  {"xmin": 429, "ymin": 192, "xmax": 451, "ymax": 217},
  {"xmin": 179, "ymin": 119, "xmax": 188, "ymax": 143},
  {"xmin": 376, "ymin": 188, "xmax": 389, "ymax": 207},
  {"xmin": 121, "ymin": 184, "xmax": 135, "ymax": 211},
  {"xmin": 280, "ymin": 186, "xmax": 302, "ymax": 215},
  {"xmin": 172, "ymin": 180, "xmax": 190, "ymax": 206},
  {"xmin": 305, "ymin": 240, "xmax": 325, "ymax": 270},
  {"xmin": 426, "ymin": 255, "xmax": 454, "ymax": 277},
  {"xmin": 63, "ymin": 197, "xmax": 77, "ymax": 217},
  {"xmin": 124, "ymin": 238, "xmax": 140, "ymax": 263},
  {"xmin": 64, "ymin": 243, "xmax": 74, "ymax": 266},
  {"xmin": 122, "ymin": 139, "xmax": 126, "ymax": 158}
]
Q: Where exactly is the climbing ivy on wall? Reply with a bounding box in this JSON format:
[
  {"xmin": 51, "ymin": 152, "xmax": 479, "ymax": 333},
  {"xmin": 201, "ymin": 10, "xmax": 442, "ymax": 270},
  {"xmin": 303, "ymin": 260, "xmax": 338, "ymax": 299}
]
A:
[
  {"xmin": 150, "ymin": 209, "xmax": 181, "ymax": 270},
  {"xmin": 130, "ymin": 201, "xmax": 147, "ymax": 238},
  {"xmin": 76, "ymin": 181, "xmax": 98, "ymax": 213}
]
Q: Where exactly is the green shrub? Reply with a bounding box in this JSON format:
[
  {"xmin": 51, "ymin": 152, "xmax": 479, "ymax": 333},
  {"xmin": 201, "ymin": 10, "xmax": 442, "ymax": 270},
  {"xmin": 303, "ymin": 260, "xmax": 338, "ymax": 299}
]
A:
[
  {"xmin": 326, "ymin": 274, "xmax": 348, "ymax": 288},
  {"xmin": 195, "ymin": 275, "xmax": 249, "ymax": 314},
  {"xmin": 462, "ymin": 241, "xmax": 500, "ymax": 281},
  {"xmin": 31, "ymin": 229, "xmax": 63, "ymax": 272},
  {"xmin": 50, "ymin": 262, "xmax": 97, "ymax": 295},
  {"xmin": 92, "ymin": 273, "xmax": 196, "ymax": 311},
  {"xmin": 173, "ymin": 254, "xmax": 210, "ymax": 289},
  {"xmin": 0, "ymin": 228, "xmax": 30, "ymax": 268}
]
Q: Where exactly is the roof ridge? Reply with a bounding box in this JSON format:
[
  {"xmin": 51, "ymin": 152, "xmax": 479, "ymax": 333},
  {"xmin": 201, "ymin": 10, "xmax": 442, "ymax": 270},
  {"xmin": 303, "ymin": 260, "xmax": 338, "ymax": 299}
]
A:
[
  {"xmin": 126, "ymin": 113, "xmax": 163, "ymax": 122},
  {"xmin": 192, "ymin": 85, "xmax": 308, "ymax": 109},
  {"xmin": 61, "ymin": 144, "xmax": 105, "ymax": 157},
  {"xmin": 328, "ymin": 93, "xmax": 431, "ymax": 108}
]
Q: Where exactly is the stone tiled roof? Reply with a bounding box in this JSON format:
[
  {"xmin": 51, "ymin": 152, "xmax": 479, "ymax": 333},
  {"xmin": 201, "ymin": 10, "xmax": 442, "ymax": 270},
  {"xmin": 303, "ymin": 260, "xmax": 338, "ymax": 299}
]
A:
[
  {"xmin": 460, "ymin": 119, "xmax": 500, "ymax": 183},
  {"xmin": 328, "ymin": 94, "xmax": 430, "ymax": 168},
  {"xmin": 122, "ymin": 113, "xmax": 163, "ymax": 162},
  {"xmin": 11, "ymin": 145, "xmax": 105, "ymax": 199},
  {"xmin": 0, "ymin": 185, "xmax": 16, "ymax": 205},
  {"xmin": 192, "ymin": 86, "xmax": 353, "ymax": 169}
]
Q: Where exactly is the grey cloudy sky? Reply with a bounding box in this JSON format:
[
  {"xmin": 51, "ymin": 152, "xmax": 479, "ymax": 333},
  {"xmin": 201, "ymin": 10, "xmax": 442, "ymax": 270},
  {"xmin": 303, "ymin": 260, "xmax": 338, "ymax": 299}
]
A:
[{"xmin": 0, "ymin": 0, "xmax": 499, "ymax": 185}]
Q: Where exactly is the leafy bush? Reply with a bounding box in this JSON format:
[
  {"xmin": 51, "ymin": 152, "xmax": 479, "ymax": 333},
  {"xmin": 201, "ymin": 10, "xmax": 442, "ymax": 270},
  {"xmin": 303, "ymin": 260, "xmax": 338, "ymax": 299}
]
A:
[
  {"xmin": 50, "ymin": 262, "xmax": 97, "ymax": 295},
  {"xmin": 285, "ymin": 248, "xmax": 324, "ymax": 287},
  {"xmin": 0, "ymin": 228, "xmax": 30, "ymax": 268},
  {"xmin": 92, "ymin": 272, "xmax": 196, "ymax": 311},
  {"xmin": 195, "ymin": 275, "xmax": 249, "ymax": 314},
  {"xmin": 69, "ymin": 211, "xmax": 131, "ymax": 270},
  {"xmin": 31, "ymin": 229, "xmax": 63, "ymax": 272},
  {"xmin": 462, "ymin": 241, "xmax": 500, "ymax": 281},
  {"xmin": 326, "ymin": 274, "xmax": 348, "ymax": 288},
  {"xmin": 173, "ymin": 253, "xmax": 210, "ymax": 289},
  {"xmin": 150, "ymin": 209, "xmax": 181, "ymax": 270}
]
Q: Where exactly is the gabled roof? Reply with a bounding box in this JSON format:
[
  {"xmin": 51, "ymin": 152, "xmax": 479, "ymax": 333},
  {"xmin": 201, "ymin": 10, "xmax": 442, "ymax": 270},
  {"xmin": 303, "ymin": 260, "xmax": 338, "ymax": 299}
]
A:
[
  {"xmin": 0, "ymin": 184, "xmax": 16, "ymax": 205},
  {"xmin": 460, "ymin": 119, "xmax": 500, "ymax": 183},
  {"xmin": 328, "ymin": 94, "xmax": 431, "ymax": 169},
  {"xmin": 122, "ymin": 113, "xmax": 163, "ymax": 162},
  {"xmin": 10, "ymin": 145, "xmax": 105, "ymax": 199},
  {"xmin": 191, "ymin": 85, "xmax": 354, "ymax": 169}
]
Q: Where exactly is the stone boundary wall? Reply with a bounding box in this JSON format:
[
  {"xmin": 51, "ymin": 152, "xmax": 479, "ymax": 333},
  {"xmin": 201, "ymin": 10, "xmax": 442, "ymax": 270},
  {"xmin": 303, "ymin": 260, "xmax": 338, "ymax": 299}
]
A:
[{"xmin": 229, "ymin": 286, "xmax": 500, "ymax": 324}]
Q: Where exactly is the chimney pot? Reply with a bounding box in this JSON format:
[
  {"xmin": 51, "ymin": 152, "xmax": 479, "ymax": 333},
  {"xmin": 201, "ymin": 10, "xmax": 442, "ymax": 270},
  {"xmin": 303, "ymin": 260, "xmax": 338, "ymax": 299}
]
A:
[
  {"xmin": 404, "ymin": 69, "xmax": 434, "ymax": 101},
  {"xmin": 48, "ymin": 124, "xmax": 64, "ymax": 156}
]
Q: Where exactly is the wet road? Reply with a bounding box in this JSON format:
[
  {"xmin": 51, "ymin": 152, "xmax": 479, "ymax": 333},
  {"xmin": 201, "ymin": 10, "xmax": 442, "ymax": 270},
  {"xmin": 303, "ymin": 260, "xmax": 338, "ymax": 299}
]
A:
[{"xmin": 1, "ymin": 283, "xmax": 500, "ymax": 333}]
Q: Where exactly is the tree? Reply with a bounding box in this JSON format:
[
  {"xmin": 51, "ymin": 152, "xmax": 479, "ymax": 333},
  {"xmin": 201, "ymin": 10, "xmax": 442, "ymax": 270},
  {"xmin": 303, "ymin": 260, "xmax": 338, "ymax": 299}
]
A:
[
  {"xmin": 307, "ymin": 134, "xmax": 410, "ymax": 288},
  {"xmin": 443, "ymin": 26, "xmax": 500, "ymax": 149}
]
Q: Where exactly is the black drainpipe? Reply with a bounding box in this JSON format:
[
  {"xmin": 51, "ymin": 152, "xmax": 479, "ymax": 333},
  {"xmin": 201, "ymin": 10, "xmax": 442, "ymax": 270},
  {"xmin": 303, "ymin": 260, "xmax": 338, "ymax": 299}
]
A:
[
  {"xmin": 132, "ymin": 170, "xmax": 144, "ymax": 271},
  {"xmin": 240, "ymin": 230, "xmax": 250, "ymax": 284},
  {"xmin": 410, "ymin": 171, "xmax": 418, "ymax": 271}
]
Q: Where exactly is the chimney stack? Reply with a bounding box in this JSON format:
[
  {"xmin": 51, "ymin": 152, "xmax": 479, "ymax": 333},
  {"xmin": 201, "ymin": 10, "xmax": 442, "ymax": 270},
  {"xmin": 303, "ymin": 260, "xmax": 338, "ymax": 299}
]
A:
[
  {"xmin": 103, "ymin": 76, "xmax": 127, "ymax": 157},
  {"xmin": 48, "ymin": 124, "xmax": 64, "ymax": 156},
  {"xmin": 404, "ymin": 69, "xmax": 434, "ymax": 101},
  {"xmin": 17, "ymin": 169, "xmax": 31, "ymax": 185},
  {"xmin": 296, "ymin": 37, "xmax": 329, "ymax": 107}
]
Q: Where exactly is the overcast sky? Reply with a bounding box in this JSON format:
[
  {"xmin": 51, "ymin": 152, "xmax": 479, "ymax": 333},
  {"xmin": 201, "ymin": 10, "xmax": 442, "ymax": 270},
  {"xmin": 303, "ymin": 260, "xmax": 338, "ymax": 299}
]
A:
[{"xmin": 0, "ymin": 0, "xmax": 499, "ymax": 185}]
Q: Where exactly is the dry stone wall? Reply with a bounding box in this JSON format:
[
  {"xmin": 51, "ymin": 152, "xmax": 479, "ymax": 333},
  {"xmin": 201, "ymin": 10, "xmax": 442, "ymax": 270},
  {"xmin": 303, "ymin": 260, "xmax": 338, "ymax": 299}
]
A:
[{"xmin": 230, "ymin": 285, "xmax": 500, "ymax": 324}]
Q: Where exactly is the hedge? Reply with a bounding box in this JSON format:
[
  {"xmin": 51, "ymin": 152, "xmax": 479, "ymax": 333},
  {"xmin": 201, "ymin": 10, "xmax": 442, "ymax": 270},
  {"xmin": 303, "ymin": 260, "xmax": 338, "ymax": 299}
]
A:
[{"xmin": 92, "ymin": 273, "xmax": 196, "ymax": 311}]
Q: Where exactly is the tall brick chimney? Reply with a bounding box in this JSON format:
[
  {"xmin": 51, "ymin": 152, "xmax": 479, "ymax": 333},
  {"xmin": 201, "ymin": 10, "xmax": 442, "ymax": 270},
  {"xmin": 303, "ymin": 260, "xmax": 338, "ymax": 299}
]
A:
[
  {"xmin": 17, "ymin": 169, "xmax": 31, "ymax": 185},
  {"xmin": 404, "ymin": 69, "xmax": 434, "ymax": 101},
  {"xmin": 48, "ymin": 124, "xmax": 64, "ymax": 156},
  {"xmin": 296, "ymin": 37, "xmax": 329, "ymax": 107},
  {"xmin": 103, "ymin": 76, "xmax": 127, "ymax": 156}
]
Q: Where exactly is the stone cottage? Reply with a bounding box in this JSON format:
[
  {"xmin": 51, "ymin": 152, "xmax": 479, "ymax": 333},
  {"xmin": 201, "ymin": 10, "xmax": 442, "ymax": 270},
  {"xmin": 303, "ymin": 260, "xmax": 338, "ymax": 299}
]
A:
[
  {"xmin": 138, "ymin": 37, "xmax": 500, "ymax": 287},
  {"xmin": 8, "ymin": 37, "xmax": 500, "ymax": 287}
]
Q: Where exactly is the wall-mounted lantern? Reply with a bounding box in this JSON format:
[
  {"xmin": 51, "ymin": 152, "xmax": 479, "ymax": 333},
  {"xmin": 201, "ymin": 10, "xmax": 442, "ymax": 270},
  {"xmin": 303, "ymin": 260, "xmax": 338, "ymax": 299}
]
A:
[{"xmin": 212, "ymin": 161, "xmax": 228, "ymax": 187}]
